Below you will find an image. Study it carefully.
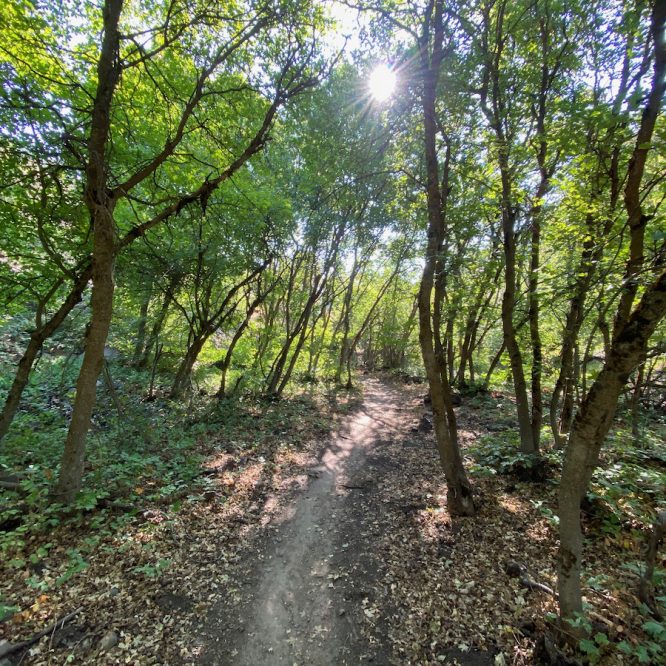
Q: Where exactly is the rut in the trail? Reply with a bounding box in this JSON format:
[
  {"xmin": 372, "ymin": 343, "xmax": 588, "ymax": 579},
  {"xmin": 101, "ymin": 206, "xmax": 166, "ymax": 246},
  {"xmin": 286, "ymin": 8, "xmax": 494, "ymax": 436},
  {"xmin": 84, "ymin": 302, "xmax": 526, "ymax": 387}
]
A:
[{"xmin": 198, "ymin": 378, "xmax": 404, "ymax": 666}]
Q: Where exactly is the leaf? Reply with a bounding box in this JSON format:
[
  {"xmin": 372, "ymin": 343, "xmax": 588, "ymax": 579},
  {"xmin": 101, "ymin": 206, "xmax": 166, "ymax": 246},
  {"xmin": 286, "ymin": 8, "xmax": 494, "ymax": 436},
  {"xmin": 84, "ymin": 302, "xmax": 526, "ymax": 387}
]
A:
[
  {"xmin": 636, "ymin": 645, "xmax": 651, "ymax": 663},
  {"xmin": 642, "ymin": 620, "xmax": 665, "ymax": 638},
  {"xmin": 579, "ymin": 639, "xmax": 598, "ymax": 655}
]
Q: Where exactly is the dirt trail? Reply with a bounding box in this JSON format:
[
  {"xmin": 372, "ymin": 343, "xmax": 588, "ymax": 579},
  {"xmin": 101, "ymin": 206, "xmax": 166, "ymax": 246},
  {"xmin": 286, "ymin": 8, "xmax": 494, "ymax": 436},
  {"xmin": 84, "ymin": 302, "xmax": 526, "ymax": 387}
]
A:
[{"xmin": 199, "ymin": 378, "xmax": 405, "ymax": 665}]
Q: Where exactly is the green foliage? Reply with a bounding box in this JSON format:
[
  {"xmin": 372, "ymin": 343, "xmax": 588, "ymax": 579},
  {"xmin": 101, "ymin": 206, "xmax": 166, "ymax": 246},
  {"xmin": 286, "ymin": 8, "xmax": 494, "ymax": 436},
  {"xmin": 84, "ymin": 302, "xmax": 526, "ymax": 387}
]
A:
[
  {"xmin": 579, "ymin": 632, "xmax": 610, "ymax": 664},
  {"xmin": 467, "ymin": 427, "xmax": 562, "ymax": 478},
  {"xmin": 0, "ymin": 359, "xmax": 211, "ymax": 552},
  {"xmin": 133, "ymin": 558, "xmax": 171, "ymax": 579},
  {"xmin": 616, "ymin": 617, "xmax": 666, "ymax": 664},
  {"xmin": 0, "ymin": 3, "xmax": 664, "ymax": 662},
  {"xmin": 589, "ymin": 425, "xmax": 666, "ymax": 529},
  {"xmin": 56, "ymin": 549, "xmax": 89, "ymax": 586},
  {"xmin": 0, "ymin": 602, "xmax": 19, "ymax": 621}
]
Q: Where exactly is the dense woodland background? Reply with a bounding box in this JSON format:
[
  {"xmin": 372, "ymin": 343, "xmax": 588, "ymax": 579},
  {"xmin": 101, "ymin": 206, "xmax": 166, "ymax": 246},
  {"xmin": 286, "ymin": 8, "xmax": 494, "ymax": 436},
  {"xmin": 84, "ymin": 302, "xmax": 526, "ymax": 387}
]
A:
[{"xmin": 0, "ymin": 0, "xmax": 665, "ymax": 663}]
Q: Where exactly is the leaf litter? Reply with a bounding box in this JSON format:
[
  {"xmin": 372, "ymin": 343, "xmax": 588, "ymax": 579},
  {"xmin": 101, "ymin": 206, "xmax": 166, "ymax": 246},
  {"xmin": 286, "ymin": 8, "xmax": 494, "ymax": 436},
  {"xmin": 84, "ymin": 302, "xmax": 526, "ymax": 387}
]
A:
[{"xmin": 0, "ymin": 376, "xmax": 659, "ymax": 664}]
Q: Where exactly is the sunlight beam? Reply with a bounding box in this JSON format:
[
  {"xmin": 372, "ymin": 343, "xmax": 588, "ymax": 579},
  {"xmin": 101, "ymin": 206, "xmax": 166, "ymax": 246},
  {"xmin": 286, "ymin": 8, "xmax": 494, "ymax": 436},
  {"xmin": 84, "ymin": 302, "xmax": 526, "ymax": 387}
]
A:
[{"xmin": 369, "ymin": 64, "xmax": 396, "ymax": 102}]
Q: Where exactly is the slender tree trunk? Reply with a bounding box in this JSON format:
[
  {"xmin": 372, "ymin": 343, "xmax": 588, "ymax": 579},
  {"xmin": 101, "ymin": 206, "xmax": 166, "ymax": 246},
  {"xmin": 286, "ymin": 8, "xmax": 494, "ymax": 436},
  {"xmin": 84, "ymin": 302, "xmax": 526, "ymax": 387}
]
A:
[
  {"xmin": 445, "ymin": 316, "xmax": 455, "ymax": 385},
  {"xmin": 456, "ymin": 268, "xmax": 499, "ymax": 386},
  {"xmin": 631, "ymin": 362, "xmax": 645, "ymax": 442},
  {"xmin": 276, "ymin": 311, "xmax": 314, "ymax": 397},
  {"xmin": 528, "ymin": 185, "xmax": 546, "ymax": 449},
  {"xmin": 56, "ymin": 254, "xmax": 116, "ymax": 503},
  {"xmin": 501, "ymin": 228, "xmax": 536, "ymax": 453},
  {"xmin": 171, "ymin": 333, "xmax": 208, "ymax": 398},
  {"xmin": 344, "ymin": 255, "xmax": 404, "ymax": 388},
  {"xmin": 559, "ymin": 4, "xmax": 665, "ymax": 616},
  {"xmin": 0, "ymin": 266, "xmax": 91, "ymax": 443},
  {"xmin": 398, "ymin": 295, "xmax": 418, "ymax": 368},
  {"xmin": 433, "ymin": 256, "xmax": 459, "ymax": 446},
  {"xmin": 311, "ymin": 298, "xmax": 334, "ymax": 380},
  {"xmin": 267, "ymin": 289, "xmax": 317, "ymax": 395},
  {"xmin": 484, "ymin": 342, "xmax": 505, "ymax": 387},
  {"xmin": 131, "ymin": 285, "xmax": 152, "ymax": 366},
  {"xmin": 140, "ymin": 281, "xmax": 175, "ymax": 368},
  {"xmin": 457, "ymin": 327, "xmax": 472, "ymax": 386},
  {"xmin": 54, "ymin": 0, "xmax": 124, "ymax": 503},
  {"xmin": 172, "ymin": 262, "xmax": 268, "ymax": 398},
  {"xmin": 528, "ymin": 248, "xmax": 542, "ymax": 446},
  {"xmin": 488, "ymin": 64, "xmax": 536, "ymax": 452},
  {"xmin": 417, "ymin": 0, "xmax": 474, "ymax": 517},
  {"xmin": 266, "ymin": 226, "xmax": 343, "ymax": 395},
  {"xmin": 559, "ymin": 270, "xmax": 666, "ymax": 617},
  {"xmin": 336, "ymin": 254, "xmax": 358, "ymax": 384},
  {"xmin": 551, "ymin": 301, "xmax": 583, "ymax": 447},
  {"xmin": 217, "ymin": 302, "xmax": 260, "ymax": 397}
]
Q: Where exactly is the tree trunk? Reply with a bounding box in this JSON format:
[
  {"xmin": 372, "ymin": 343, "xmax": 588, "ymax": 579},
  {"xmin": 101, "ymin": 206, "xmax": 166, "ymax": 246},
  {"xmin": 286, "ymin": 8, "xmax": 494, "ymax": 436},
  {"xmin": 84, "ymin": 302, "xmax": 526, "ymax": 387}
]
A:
[
  {"xmin": 266, "ymin": 286, "xmax": 318, "ymax": 395},
  {"xmin": 630, "ymin": 362, "xmax": 645, "ymax": 442},
  {"xmin": 131, "ymin": 284, "xmax": 152, "ymax": 366},
  {"xmin": 0, "ymin": 266, "xmax": 91, "ymax": 443},
  {"xmin": 490, "ymin": 90, "xmax": 536, "ymax": 452},
  {"xmin": 336, "ymin": 253, "xmax": 358, "ymax": 384},
  {"xmin": 218, "ymin": 318, "xmax": 253, "ymax": 398},
  {"xmin": 559, "ymin": 4, "xmax": 665, "ymax": 616},
  {"xmin": 344, "ymin": 253, "xmax": 404, "ymax": 388},
  {"xmin": 311, "ymin": 298, "xmax": 334, "ymax": 380},
  {"xmin": 558, "ymin": 270, "xmax": 666, "ymax": 617},
  {"xmin": 55, "ymin": 239, "xmax": 116, "ymax": 502},
  {"xmin": 276, "ymin": 310, "xmax": 313, "ymax": 397},
  {"xmin": 140, "ymin": 281, "xmax": 174, "ymax": 368},
  {"xmin": 416, "ymin": 0, "xmax": 474, "ymax": 517},
  {"xmin": 171, "ymin": 334, "xmax": 208, "ymax": 398},
  {"xmin": 501, "ymin": 233, "xmax": 536, "ymax": 454},
  {"xmin": 398, "ymin": 295, "xmax": 418, "ymax": 369},
  {"xmin": 54, "ymin": 0, "xmax": 124, "ymax": 504}
]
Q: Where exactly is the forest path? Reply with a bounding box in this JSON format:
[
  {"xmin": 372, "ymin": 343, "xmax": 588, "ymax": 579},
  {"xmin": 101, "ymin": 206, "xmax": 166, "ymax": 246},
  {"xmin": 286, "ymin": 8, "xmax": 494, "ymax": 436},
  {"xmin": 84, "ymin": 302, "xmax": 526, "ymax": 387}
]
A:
[{"xmin": 198, "ymin": 377, "xmax": 404, "ymax": 665}]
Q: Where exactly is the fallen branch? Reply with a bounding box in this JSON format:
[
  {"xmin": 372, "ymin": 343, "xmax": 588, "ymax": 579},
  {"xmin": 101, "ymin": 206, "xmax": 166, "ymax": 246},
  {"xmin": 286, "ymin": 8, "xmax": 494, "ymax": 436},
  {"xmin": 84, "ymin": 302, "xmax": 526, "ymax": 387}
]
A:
[
  {"xmin": 505, "ymin": 560, "xmax": 556, "ymax": 596},
  {"xmin": 0, "ymin": 472, "xmax": 27, "ymax": 490},
  {"xmin": 0, "ymin": 607, "xmax": 83, "ymax": 659},
  {"xmin": 588, "ymin": 610, "xmax": 615, "ymax": 629}
]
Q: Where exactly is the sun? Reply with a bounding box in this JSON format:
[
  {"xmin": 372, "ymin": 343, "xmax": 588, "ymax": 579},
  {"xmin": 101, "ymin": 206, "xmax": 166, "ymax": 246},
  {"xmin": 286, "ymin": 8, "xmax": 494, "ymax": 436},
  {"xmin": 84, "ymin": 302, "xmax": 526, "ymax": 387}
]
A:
[{"xmin": 369, "ymin": 64, "xmax": 396, "ymax": 102}]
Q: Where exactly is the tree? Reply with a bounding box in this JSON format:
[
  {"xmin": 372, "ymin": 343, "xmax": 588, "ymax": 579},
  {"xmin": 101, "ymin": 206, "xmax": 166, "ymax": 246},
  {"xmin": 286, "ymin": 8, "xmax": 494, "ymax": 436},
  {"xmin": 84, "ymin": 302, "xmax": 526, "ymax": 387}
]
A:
[
  {"xmin": 557, "ymin": 0, "xmax": 666, "ymax": 619},
  {"xmin": 0, "ymin": 0, "xmax": 327, "ymax": 500}
]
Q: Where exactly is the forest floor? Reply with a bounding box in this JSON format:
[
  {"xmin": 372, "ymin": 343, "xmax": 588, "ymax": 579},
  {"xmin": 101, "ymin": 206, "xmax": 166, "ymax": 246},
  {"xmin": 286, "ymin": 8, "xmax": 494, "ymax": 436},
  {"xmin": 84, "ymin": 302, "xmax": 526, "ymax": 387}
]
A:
[{"xmin": 1, "ymin": 374, "xmax": 661, "ymax": 665}]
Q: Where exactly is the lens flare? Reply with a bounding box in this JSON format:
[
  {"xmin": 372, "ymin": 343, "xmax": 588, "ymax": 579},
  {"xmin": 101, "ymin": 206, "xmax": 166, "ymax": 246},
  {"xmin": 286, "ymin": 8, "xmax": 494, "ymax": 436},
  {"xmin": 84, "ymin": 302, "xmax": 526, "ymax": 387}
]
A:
[{"xmin": 369, "ymin": 64, "xmax": 396, "ymax": 102}]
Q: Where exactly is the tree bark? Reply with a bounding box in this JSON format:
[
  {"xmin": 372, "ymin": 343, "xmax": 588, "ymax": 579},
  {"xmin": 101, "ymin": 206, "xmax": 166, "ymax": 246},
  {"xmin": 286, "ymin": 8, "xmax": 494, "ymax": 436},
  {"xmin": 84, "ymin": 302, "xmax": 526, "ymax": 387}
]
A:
[
  {"xmin": 217, "ymin": 277, "xmax": 278, "ymax": 396},
  {"xmin": 416, "ymin": 0, "xmax": 474, "ymax": 517},
  {"xmin": 630, "ymin": 362, "xmax": 645, "ymax": 442},
  {"xmin": 344, "ymin": 251, "xmax": 404, "ymax": 388},
  {"xmin": 0, "ymin": 266, "xmax": 91, "ymax": 443},
  {"xmin": 336, "ymin": 251, "xmax": 359, "ymax": 384},
  {"xmin": 55, "ymin": 0, "xmax": 124, "ymax": 503},
  {"xmin": 140, "ymin": 272, "xmax": 181, "ymax": 368},
  {"xmin": 480, "ymin": 0, "xmax": 536, "ymax": 455},
  {"xmin": 131, "ymin": 283, "xmax": 152, "ymax": 366},
  {"xmin": 558, "ymin": 270, "xmax": 666, "ymax": 617},
  {"xmin": 558, "ymin": 3, "xmax": 665, "ymax": 616},
  {"xmin": 170, "ymin": 334, "xmax": 208, "ymax": 398}
]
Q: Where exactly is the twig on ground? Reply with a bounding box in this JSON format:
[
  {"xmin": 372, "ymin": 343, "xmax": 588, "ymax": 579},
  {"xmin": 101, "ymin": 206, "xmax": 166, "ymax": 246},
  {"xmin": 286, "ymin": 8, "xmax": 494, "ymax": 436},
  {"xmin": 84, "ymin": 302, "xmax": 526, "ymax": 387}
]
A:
[{"xmin": 0, "ymin": 607, "xmax": 83, "ymax": 659}]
